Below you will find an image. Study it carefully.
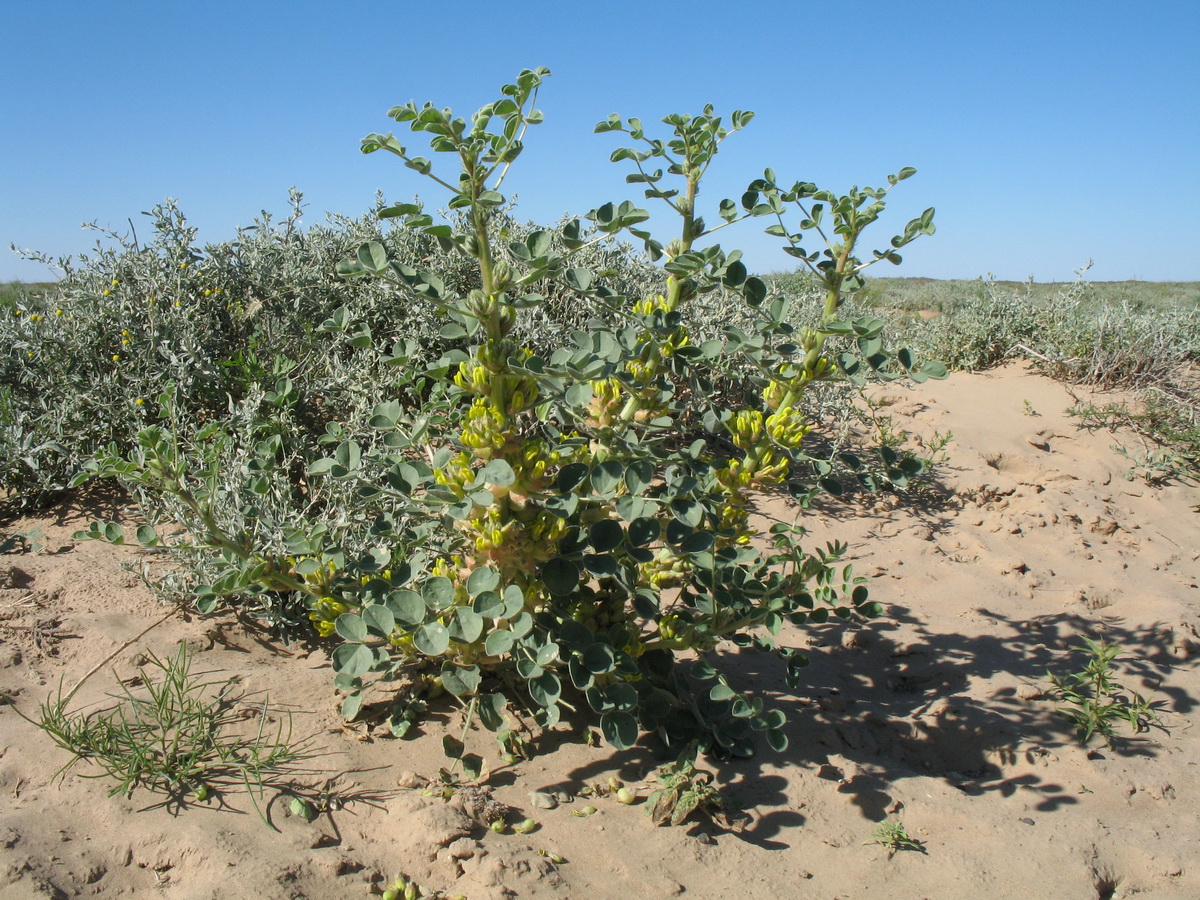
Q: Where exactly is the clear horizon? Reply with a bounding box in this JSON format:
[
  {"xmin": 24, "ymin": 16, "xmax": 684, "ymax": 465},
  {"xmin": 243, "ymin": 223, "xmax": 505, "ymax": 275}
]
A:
[{"xmin": 2, "ymin": 1, "xmax": 1198, "ymax": 285}]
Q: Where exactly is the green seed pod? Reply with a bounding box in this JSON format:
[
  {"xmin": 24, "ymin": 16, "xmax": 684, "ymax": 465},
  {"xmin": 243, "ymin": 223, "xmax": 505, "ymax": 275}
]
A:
[
  {"xmin": 290, "ymin": 797, "xmax": 316, "ymax": 821},
  {"xmin": 381, "ymin": 890, "xmax": 399, "ymax": 900},
  {"xmin": 616, "ymin": 788, "xmax": 637, "ymax": 805},
  {"xmin": 404, "ymin": 883, "xmax": 418, "ymax": 900},
  {"xmin": 514, "ymin": 818, "xmax": 538, "ymax": 834},
  {"xmin": 192, "ymin": 784, "xmax": 210, "ymax": 802},
  {"xmin": 490, "ymin": 819, "xmax": 508, "ymax": 834},
  {"xmin": 572, "ymin": 805, "xmax": 598, "ymax": 817}
]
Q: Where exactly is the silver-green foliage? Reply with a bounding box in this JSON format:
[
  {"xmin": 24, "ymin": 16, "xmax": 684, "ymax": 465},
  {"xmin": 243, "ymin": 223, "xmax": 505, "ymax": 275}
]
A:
[
  {"xmin": 861, "ymin": 271, "xmax": 1200, "ymax": 389},
  {"xmin": 1, "ymin": 189, "xmax": 663, "ymax": 509}
]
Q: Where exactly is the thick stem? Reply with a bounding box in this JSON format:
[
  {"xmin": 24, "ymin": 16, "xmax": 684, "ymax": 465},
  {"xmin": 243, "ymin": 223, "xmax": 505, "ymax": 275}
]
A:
[{"xmin": 617, "ymin": 175, "xmax": 699, "ymax": 423}]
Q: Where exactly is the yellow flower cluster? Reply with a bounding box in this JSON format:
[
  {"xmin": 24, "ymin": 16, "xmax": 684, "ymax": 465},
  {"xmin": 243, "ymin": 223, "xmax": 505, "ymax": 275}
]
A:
[
  {"xmin": 587, "ymin": 377, "xmax": 623, "ymax": 428},
  {"xmin": 310, "ymin": 598, "xmax": 348, "ymax": 637},
  {"xmin": 300, "ymin": 559, "xmax": 348, "ymax": 637},
  {"xmin": 631, "ymin": 294, "xmax": 670, "ymax": 316},
  {"xmin": 728, "ymin": 410, "xmax": 765, "ymax": 450},
  {"xmin": 765, "ymin": 407, "xmax": 810, "ymax": 449},
  {"xmin": 460, "ymin": 399, "xmax": 510, "ymax": 459},
  {"xmin": 639, "ymin": 546, "xmax": 692, "ymax": 589},
  {"xmin": 454, "ymin": 350, "xmax": 540, "ymax": 416}
]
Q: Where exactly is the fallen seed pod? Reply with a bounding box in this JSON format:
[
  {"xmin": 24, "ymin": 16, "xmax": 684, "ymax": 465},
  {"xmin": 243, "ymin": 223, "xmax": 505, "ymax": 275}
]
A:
[
  {"xmin": 572, "ymin": 805, "xmax": 598, "ymax": 817},
  {"xmin": 490, "ymin": 819, "xmax": 508, "ymax": 834},
  {"xmin": 290, "ymin": 797, "xmax": 316, "ymax": 821},
  {"xmin": 192, "ymin": 784, "xmax": 209, "ymax": 802},
  {"xmin": 616, "ymin": 787, "xmax": 637, "ymax": 805},
  {"xmin": 514, "ymin": 818, "xmax": 538, "ymax": 834}
]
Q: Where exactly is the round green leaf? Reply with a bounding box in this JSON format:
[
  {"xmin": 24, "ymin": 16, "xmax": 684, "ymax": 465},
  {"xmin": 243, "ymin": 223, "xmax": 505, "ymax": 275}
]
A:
[
  {"xmin": 709, "ymin": 682, "xmax": 736, "ymax": 702},
  {"xmin": 450, "ymin": 607, "xmax": 484, "ymax": 644},
  {"xmin": 536, "ymin": 642, "xmax": 560, "ymax": 667},
  {"xmin": 334, "ymin": 613, "xmax": 368, "ymax": 643},
  {"xmin": 541, "ymin": 558, "xmax": 580, "ymax": 596},
  {"xmin": 590, "ymin": 461, "xmax": 625, "ymax": 497},
  {"xmin": 332, "ymin": 642, "xmax": 374, "ymax": 678},
  {"xmin": 589, "ymin": 519, "xmax": 624, "ymax": 553},
  {"xmin": 556, "ymin": 462, "xmax": 590, "ymax": 492},
  {"xmin": 422, "ymin": 576, "xmax": 456, "ymax": 610},
  {"xmin": 615, "ymin": 494, "xmax": 650, "ymax": 521},
  {"xmin": 627, "ymin": 516, "xmax": 661, "ymax": 547},
  {"xmin": 467, "ymin": 566, "xmax": 500, "ymax": 596},
  {"xmin": 624, "ymin": 460, "xmax": 654, "ymax": 493},
  {"xmin": 665, "ymin": 518, "xmax": 693, "ymax": 546},
  {"xmin": 679, "ymin": 531, "xmax": 714, "ymax": 554},
  {"xmin": 361, "ymin": 604, "xmax": 395, "ymax": 637},
  {"xmin": 481, "ymin": 459, "xmax": 515, "ymax": 486},
  {"xmin": 485, "ymin": 628, "xmax": 515, "ymax": 657},
  {"xmin": 565, "ymin": 382, "xmax": 594, "ymax": 406},
  {"xmin": 341, "ymin": 691, "xmax": 364, "ymax": 722},
  {"xmin": 386, "ymin": 589, "xmax": 426, "ymax": 626},
  {"xmin": 670, "ymin": 498, "xmax": 703, "ymax": 527},
  {"xmin": 600, "ymin": 711, "xmax": 638, "ymax": 750},
  {"xmin": 414, "ymin": 622, "xmax": 450, "ymax": 656},
  {"xmin": 582, "ymin": 554, "xmax": 619, "ymax": 577},
  {"xmin": 582, "ymin": 643, "xmax": 616, "ymax": 674},
  {"xmin": 509, "ymin": 611, "xmax": 534, "ymax": 639},
  {"xmin": 528, "ymin": 672, "xmax": 561, "ymax": 708},
  {"xmin": 472, "ymin": 590, "xmax": 505, "ymax": 619},
  {"xmin": 441, "ymin": 664, "xmax": 482, "ymax": 697},
  {"xmin": 502, "ymin": 584, "xmax": 525, "ymax": 617},
  {"xmin": 606, "ymin": 682, "xmax": 638, "ymax": 712}
]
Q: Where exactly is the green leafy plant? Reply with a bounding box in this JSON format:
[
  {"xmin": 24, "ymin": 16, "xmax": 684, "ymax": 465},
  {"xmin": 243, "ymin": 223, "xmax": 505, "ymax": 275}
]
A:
[
  {"xmin": 644, "ymin": 742, "xmax": 746, "ymax": 829},
  {"xmin": 1045, "ymin": 637, "xmax": 1160, "ymax": 745},
  {"xmin": 1067, "ymin": 396, "xmax": 1199, "ymax": 485},
  {"xmin": 864, "ymin": 820, "xmax": 926, "ymax": 858},
  {"xmin": 71, "ymin": 68, "xmax": 941, "ymax": 768},
  {"xmin": 22, "ymin": 642, "xmax": 306, "ymax": 824}
]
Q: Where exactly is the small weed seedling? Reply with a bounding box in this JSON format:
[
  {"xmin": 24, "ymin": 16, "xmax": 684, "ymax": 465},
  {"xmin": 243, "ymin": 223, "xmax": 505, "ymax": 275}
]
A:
[
  {"xmin": 645, "ymin": 743, "xmax": 748, "ymax": 830},
  {"xmin": 26, "ymin": 642, "xmax": 306, "ymax": 823},
  {"xmin": 864, "ymin": 820, "xmax": 926, "ymax": 858},
  {"xmin": 1046, "ymin": 638, "xmax": 1160, "ymax": 746}
]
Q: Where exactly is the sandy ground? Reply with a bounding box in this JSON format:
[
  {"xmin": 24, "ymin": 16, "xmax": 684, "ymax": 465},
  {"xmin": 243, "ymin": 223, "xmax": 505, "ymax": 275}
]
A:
[{"xmin": 1, "ymin": 363, "xmax": 1197, "ymax": 900}]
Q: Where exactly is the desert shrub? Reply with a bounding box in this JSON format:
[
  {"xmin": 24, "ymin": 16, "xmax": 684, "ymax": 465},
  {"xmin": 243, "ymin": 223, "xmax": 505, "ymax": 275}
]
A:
[
  {"xmin": 789, "ymin": 271, "xmax": 1199, "ymax": 481},
  {"xmin": 831, "ymin": 272, "xmax": 1200, "ymax": 388},
  {"xmin": 0, "ymin": 188, "xmax": 664, "ymax": 509},
  {"xmin": 75, "ymin": 69, "xmax": 944, "ymax": 767}
]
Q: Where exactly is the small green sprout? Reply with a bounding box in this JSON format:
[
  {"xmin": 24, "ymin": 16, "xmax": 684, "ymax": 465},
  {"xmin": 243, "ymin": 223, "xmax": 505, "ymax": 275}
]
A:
[{"xmin": 864, "ymin": 820, "xmax": 926, "ymax": 858}]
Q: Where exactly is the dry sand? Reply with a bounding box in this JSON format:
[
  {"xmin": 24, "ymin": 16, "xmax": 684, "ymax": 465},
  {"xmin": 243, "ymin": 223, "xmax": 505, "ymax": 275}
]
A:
[{"xmin": 1, "ymin": 363, "xmax": 1197, "ymax": 899}]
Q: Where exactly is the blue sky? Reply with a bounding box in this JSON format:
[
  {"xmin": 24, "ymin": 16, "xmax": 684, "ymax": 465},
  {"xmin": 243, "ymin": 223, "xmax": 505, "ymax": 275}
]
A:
[{"xmin": 2, "ymin": 1, "xmax": 1197, "ymax": 284}]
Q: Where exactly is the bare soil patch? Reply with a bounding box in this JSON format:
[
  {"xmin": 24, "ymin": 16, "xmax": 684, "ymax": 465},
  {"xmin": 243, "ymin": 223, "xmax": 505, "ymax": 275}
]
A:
[{"xmin": 2, "ymin": 364, "xmax": 1198, "ymax": 899}]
